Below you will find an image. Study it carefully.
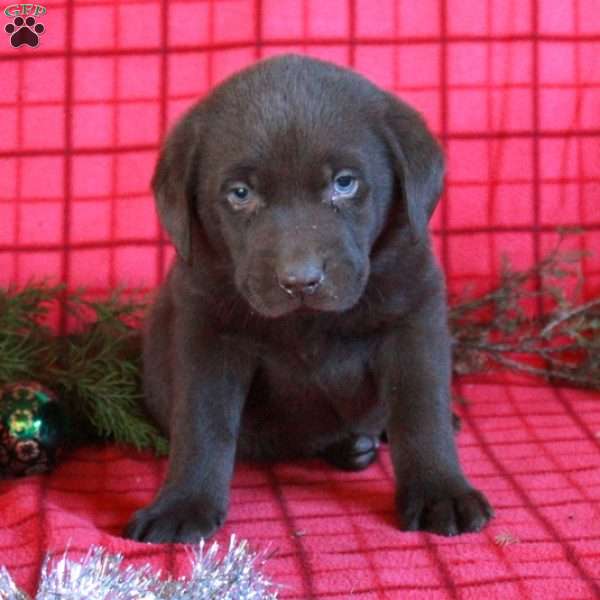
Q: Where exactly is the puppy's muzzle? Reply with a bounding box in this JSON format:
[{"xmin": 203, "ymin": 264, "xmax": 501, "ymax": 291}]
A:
[{"xmin": 277, "ymin": 262, "xmax": 324, "ymax": 297}]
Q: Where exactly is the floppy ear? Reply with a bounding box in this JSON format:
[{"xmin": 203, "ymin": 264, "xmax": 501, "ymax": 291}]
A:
[
  {"xmin": 380, "ymin": 93, "xmax": 445, "ymax": 244},
  {"xmin": 152, "ymin": 107, "xmax": 204, "ymax": 263}
]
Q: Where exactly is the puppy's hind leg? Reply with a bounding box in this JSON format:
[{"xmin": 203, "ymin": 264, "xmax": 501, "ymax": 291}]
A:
[{"xmin": 320, "ymin": 434, "xmax": 381, "ymax": 471}]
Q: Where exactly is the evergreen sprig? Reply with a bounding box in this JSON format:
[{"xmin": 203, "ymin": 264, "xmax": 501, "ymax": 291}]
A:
[
  {"xmin": 0, "ymin": 283, "xmax": 59, "ymax": 383},
  {"xmin": 0, "ymin": 285, "xmax": 168, "ymax": 455}
]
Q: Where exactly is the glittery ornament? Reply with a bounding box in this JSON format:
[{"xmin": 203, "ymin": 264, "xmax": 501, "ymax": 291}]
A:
[
  {"xmin": 0, "ymin": 536, "xmax": 279, "ymax": 599},
  {"xmin": 0, "ymin": 382, "xmax": 68, "ymax": 477}
]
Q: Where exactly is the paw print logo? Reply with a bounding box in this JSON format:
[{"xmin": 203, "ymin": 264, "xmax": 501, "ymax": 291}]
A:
[{"xmin": 5, "ymin": 15, "xmax": 45, "ymax": 48}]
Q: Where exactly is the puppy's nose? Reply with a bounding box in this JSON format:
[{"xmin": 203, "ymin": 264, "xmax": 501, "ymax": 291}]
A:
[{"xmin": 278, "ymin": 263, "xmax": 324, "ymax": 296}]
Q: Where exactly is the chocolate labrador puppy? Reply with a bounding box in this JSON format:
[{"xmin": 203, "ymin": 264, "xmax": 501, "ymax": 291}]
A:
[{"xmin": 125, "ymin": 54, "xmax": 493, "ymax": 543}]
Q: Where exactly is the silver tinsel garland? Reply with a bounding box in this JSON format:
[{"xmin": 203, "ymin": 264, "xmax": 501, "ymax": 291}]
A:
[{"xmin": 0, "ymin": 536, "xmax": 279, "ymax": 600}]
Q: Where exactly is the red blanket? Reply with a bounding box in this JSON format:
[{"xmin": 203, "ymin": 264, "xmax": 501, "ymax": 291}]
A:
[
  {"xmin": 1, "ymin": 0, "xmax": 599, "ymax": 597},
  {"xmin": 2, "ymin": 380, "xmax": 600, "ymax": 598}
]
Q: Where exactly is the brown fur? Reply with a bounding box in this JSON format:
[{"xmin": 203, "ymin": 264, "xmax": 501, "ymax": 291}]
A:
[{"xmin": 124, "ymin": 55, "xmax": 493, "ymax": 543}]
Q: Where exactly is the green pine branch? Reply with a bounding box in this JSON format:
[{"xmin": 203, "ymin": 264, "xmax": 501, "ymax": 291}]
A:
[
  {"xmin": 0, "ymin": 284, "xmax": 168, "ymax": 456},
  {"xmin": 0, "ymin": 283, "xmax": 61, "ymax": 382}
]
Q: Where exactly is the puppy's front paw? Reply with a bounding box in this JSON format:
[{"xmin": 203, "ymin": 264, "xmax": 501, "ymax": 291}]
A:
[
  {"xmin": 398, "ymin": 480, "xmax": 493, "ymax": 536},
  {"xmin": 124, "ymin": 494, "xmax": 226, "ymax": 544}
]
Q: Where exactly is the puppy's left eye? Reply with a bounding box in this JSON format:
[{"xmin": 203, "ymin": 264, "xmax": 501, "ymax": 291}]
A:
[{"xmin": 332, "ymin": 172, "xmax": 359, "ymax": 198}]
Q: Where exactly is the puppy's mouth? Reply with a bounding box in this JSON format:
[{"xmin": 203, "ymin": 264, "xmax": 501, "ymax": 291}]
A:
[
  {"xmin": 290, "ymin": 296, "xmax": 328, "ymax": 315},
  {"xmin": 294, "ymin": 303, "xmax": 321, "ymax": 313},
  {"xmin": 245, "ymin": 292, "xmax": 320, "ymax": 319},
  {"xmin": 243, "ymin": 284, "xmax": 364, "ymax": 319}
]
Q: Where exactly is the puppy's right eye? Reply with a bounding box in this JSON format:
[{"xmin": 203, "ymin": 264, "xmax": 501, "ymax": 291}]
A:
[
  {"xmin": 226, "ymin": 183, "xmax": 256, "ymax": 210},
  {"xmin": 231, "ymin": 186, "xmax": 249, "ymax": 200}
]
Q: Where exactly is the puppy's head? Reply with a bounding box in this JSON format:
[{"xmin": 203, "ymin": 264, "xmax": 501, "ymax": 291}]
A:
[{"xmin": 153, "ymin": 55, "xmax": 444, "ymax": 318}]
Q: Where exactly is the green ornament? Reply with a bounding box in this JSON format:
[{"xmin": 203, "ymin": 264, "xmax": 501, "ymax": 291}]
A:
[{"xmin": 0, "ymin": 382, "xmax": 68, "ymax": 477}]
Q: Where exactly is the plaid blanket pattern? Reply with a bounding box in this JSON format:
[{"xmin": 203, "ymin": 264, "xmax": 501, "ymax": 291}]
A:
[{"xmin": 0, "ymin": 1, "xmax": 599, "ymax": 598}]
